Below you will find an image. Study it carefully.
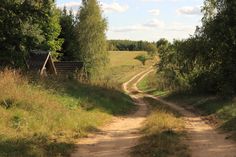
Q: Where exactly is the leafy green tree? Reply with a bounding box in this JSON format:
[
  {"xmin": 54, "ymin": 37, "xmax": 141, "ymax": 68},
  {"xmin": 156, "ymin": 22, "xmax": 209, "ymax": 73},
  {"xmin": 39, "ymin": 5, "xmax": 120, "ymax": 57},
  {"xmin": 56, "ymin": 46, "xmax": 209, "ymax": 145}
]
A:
[
  {"xmin": 0, "ymin": 0, "xmax": 62, "ymax": 67},
  {"xmin": 40, "ymin": 2, "xmax": 63, "ymax": 60},
  {"xmin": 76, "ymin": 0, "xmax": 108, "ymax": 80},
  {"xmin": 156, "ymin": 0, "xmax": 236, "ymax": 96},
  {"xmin": 135, "ymin": 55, "xmax": 150, "ymax": 66},
  {"xmin": 59, "ymin": 7, "xmax": 79, "ymax": 61}
]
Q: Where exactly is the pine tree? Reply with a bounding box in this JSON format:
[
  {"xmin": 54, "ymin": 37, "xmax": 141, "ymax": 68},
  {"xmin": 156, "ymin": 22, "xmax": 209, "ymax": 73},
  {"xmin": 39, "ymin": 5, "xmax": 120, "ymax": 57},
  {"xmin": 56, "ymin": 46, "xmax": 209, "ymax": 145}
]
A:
[{"xmin": 76, "ymin": 0, "xmax": 108, "ymax": 80}]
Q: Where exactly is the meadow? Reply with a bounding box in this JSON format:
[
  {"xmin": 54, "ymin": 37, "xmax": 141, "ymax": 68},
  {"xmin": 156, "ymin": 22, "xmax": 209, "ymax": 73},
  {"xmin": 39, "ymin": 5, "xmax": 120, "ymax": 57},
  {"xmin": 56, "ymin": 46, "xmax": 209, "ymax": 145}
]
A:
[
  {"xmin": 104, "ymin": 51, "xmax": 156, "ymax": 85},
  {"xmin": 0, "ymin": 51, "xmax": 150, "ymax": 157}
]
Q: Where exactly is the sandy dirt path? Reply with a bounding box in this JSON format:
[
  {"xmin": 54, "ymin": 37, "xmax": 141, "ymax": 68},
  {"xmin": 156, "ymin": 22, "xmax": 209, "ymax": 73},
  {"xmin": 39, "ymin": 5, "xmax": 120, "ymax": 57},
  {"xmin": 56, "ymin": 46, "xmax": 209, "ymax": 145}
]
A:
[
  {"xmin": 71, "ymin": 67, "xmax": 236, "ymax": 157},
  {"xmin": 145, "ymin": 94, "xmax": 236, "ymax": 157},
  {"xmin": 71, "ymin": 68, "xmax": 153, "ymax": 157}
]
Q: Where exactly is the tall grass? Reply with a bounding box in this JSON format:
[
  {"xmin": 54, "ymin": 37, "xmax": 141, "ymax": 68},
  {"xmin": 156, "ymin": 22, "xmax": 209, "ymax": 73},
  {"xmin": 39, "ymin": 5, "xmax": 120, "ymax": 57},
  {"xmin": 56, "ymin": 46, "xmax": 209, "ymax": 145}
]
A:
[
  {"xmin": 0, "ymin": 69, "xmax": 134, "ymax": 156},
  {"xmin": 132, "ymin": 97, "xmax": 189, "ymax": 157}
]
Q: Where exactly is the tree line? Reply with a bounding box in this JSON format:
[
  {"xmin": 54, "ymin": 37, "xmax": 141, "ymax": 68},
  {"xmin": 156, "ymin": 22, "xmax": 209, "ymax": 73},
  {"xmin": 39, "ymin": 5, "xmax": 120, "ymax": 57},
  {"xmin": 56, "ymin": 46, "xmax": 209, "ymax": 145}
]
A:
[
  {"xmin": 108, "ymin": 40, "xmax": 160, "ymax": 56},
  {"xmin": 156, "ymin": 0, "xmax": 236, "ymax": 96},
  {"xmin": 0, "ymin": 0, "xmax": 107, "ymax": 80}
]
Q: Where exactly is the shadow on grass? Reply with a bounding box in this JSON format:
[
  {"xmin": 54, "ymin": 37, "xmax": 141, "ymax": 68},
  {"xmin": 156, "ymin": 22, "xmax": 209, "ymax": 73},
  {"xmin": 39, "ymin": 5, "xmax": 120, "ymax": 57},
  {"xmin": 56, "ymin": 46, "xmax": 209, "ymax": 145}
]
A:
[
  {"xmin": 0, "ymin": 135, "xmax": 75, "ymax": 157},
  {"xmin": 36, "ymin": 77, "xmax": 135, "ymax": 116}
]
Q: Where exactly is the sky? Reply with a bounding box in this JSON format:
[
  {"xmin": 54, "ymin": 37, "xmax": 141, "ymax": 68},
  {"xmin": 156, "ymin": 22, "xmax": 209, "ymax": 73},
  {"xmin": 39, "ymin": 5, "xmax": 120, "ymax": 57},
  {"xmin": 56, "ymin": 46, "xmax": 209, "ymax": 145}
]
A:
[{"xmin": 56, "ymin": 0, "xmax": 204, "ymax": 41}]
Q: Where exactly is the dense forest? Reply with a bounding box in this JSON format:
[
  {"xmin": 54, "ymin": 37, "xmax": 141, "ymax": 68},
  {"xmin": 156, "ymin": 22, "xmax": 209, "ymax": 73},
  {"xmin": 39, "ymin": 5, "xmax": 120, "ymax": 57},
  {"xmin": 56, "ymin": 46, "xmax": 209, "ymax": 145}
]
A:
[{"xmin": 155, "ymin": 0, "xmax": 236, "ymax": 97}]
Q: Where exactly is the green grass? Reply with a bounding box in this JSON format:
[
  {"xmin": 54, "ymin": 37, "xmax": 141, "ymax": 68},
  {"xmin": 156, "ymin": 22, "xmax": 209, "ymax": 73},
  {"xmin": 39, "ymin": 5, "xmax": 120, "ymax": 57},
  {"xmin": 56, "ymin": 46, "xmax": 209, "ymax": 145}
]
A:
[
  {"xmin": 0, "ymin": 51, "xmax": 157, "ymax": 156},
  {"xmin": 0, "ymin": 68, "xmax": 134, "ymax": 156},
  {"xmin": 163, "ymin": 92, "xmax": 236, "ymax": 140},
  {"xmin": 104, "ymin": 51, "xmax": 156, "ymax": 85},
  {"xmin": 137, "ymin": 71, "xmax": 169, "ymax": 96},
  {"xmin": 132, "ymin": 97, "xmax": 189, "ymax": 157}
]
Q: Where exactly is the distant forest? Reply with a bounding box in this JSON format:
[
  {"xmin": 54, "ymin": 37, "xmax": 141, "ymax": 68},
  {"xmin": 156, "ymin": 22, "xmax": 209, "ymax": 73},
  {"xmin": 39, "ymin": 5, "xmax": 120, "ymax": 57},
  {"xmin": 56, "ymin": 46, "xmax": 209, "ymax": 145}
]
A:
[{"xmin": 108, "ymin": 40, "xmax": 158, "ymax": 52}]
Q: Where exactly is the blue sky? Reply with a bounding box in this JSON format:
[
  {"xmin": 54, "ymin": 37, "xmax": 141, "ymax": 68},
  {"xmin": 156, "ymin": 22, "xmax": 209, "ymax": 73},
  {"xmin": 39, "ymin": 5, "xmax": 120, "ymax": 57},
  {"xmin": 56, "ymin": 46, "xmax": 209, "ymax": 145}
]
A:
[{"xmin": 57, "ymin": 0, "xmax": 204, "ymax": 41}]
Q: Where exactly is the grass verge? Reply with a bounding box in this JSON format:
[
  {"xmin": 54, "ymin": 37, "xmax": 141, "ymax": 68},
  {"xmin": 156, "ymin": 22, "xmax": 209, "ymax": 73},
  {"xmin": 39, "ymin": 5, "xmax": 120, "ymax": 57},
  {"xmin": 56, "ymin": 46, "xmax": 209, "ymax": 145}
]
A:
[
  {"xmin": 132, "ymin": 97, "xmax": 189, "ymax": 157},
  {"xmin": 163, "ymin": 92, "xmax": 236, "ymax": 140},
  {"xmin": 137, "ymin": 71, "xmax": 169, "ymax": 96}
]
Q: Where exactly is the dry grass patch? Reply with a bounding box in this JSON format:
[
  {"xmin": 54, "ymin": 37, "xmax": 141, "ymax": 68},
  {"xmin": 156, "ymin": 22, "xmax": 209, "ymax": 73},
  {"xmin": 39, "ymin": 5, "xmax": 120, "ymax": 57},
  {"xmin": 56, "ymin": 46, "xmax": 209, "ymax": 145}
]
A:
[{"xmin": 132, "ymin": 97, "xmax": 189, "ymax": 157}]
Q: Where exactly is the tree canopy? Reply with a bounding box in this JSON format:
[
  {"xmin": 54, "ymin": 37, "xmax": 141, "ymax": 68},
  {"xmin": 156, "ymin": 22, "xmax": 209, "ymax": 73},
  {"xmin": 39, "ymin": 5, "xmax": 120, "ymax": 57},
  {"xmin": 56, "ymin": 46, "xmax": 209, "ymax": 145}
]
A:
[
  {"xmin": 156, "ymin": 0, "xmax": 236, "ymax": 96},
  {"xmin": 76, "ymin": 0, "xmax": 108, "ymax": 80},
  {"xmin": 0, "ymin": 0, "xmax": 62, "ymax": 67}
]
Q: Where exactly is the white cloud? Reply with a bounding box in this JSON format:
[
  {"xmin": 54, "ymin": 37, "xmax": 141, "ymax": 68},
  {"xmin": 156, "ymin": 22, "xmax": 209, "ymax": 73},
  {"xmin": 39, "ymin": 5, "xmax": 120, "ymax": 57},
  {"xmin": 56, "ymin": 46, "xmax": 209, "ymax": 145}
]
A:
[
  {"xmin": 59, "ymin": 2, "xmax": 81, "ymax": 8},
  {"xmin": 141, "ymin": 0, "xmax": 183, "ymax": 2},
  {"xmin": 58, "ymin": 1, "xmax": 129, "ymax": 14},
  {"xmin": 101, "ymin": 2, "xmax": 129, "ymax": 13},
  {"xmin": 111, "ymin": 25, "xmax": 147, "ymax": 32},
  {"xmin": 177, "ymin": 6, "xmax": 201, "ymax": 15},
  {"xmin": 141, "ymin": 0, "xmax": 162, "ymax": 2},
  {"xmin": 165, "ymin": 22, "xmax": 195, "ymax": 32},
  {"xmin": 143, "ymin": 19, "xmax": 165, "ymax": 28},
  {"xmin": 111, "ymin": 19, "xmax": 165, "ymax": 33},
  {"xmin": 148, "ymin": 9, "xmax": 160, "ymax": 16}
]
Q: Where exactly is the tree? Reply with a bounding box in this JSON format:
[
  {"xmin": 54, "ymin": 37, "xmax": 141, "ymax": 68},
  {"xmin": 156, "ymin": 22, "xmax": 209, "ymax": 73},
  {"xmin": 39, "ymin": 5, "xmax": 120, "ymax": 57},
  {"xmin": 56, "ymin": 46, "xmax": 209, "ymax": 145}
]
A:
[
  {"xmin": 144, "ymin": 43, "xmax": 158, "ymax": 56},
  {"xmin": 76, "ymin": 0, "xmax": 108, "ymax": 80},
  {"xmin": 39, "ymin": 2, "xmax": 63, "ymax": 60},
  {"xmin": 156, "ymin": 0, "xmax": 236, "ymax": 95},
  {"xmin": 0, "ymin": 0, "xmax": 62, "ymax": 67},
  {"xmin": 135, "ymin": 55, "xmax": 150, "ymax": 66},
  {"xmin": 59, "ymin": 7, "xmax": 79, "ymax": 61}
]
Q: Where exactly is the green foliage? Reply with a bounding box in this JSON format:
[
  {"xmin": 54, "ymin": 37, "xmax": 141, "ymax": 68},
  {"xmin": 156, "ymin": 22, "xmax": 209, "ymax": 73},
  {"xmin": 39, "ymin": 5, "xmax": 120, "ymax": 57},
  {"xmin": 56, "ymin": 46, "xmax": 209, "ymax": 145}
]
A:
[
  {"xmin": 108, "ymin": 40, "xmax": 158, "ymax": 52},
  {"xmin": 76, "ymin": 0, "xmax": 109, "ymax": 80},
  {"xmin": 156, "ymin": 0, "xmax": 236, "ymax": 96},
  {"xmin": 59, "ymin": 7, "xmax": 79, "ymax": 61},
  {"xmin": 135, "ymin": 55, "xmax": 151, "ymax": 66},
  {"xmin": 0, "ymin": 0, "xmax": 63, "ymax": 66},
  {"xmin": 145, "ymin": 43, "xmax": 158, "ymax": 56},
  {"xmin": 41, "ymin": 5, "xmax": 63, "ymax": 60}
]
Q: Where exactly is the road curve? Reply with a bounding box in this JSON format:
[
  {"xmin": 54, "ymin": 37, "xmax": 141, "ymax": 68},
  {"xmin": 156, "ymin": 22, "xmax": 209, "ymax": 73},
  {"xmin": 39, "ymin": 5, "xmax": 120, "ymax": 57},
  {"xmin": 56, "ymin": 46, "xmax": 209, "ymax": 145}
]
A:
[{"xmin": 71, "ymin": 68, "xmax": 153, "ymax": 157}]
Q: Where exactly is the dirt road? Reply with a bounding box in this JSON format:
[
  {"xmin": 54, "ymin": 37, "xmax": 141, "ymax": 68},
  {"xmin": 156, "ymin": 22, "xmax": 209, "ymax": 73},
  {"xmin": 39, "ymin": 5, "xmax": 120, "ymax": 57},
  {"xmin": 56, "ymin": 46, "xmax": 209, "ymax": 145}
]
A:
[
  {"xmin": 145, "ymin": 94, "xmax": 236, "ymax": 157},
  {"xmin": 71, "ymin": 68, "xmax": 153, "ymax": 157},
  {"xmin": 71, "ymin": 68, "xmax": 236, "ymax": 157}
]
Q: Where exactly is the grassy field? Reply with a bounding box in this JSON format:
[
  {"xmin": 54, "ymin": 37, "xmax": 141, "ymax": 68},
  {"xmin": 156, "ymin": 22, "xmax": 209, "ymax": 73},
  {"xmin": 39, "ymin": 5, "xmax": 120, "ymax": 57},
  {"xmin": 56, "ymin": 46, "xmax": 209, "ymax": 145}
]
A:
[
  {"xmin": 0, "ymin": 51, "xmax": 153, "ymax": 157},
  {"xmin": 132, "ymin": 97, "xmax": 189, "ymax": 157},
  {"xmin": 104, "ymin": 51, "xmax": 156, "ymax": 85}
]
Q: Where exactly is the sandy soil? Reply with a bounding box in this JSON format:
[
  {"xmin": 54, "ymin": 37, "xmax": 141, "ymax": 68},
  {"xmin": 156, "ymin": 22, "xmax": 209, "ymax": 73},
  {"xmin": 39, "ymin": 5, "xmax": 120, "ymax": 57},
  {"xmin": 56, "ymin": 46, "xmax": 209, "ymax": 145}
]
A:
[
  {"xmin": 71, "ymin": 67, "xmax": 236, "ymax": 157},
  {"xmin": 71, "ymin": 68, "xmax": 153, "ymax": 157},
  {"xmin": 146, "ymin": 94, "xmax": 236, "ymax": 157}
]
